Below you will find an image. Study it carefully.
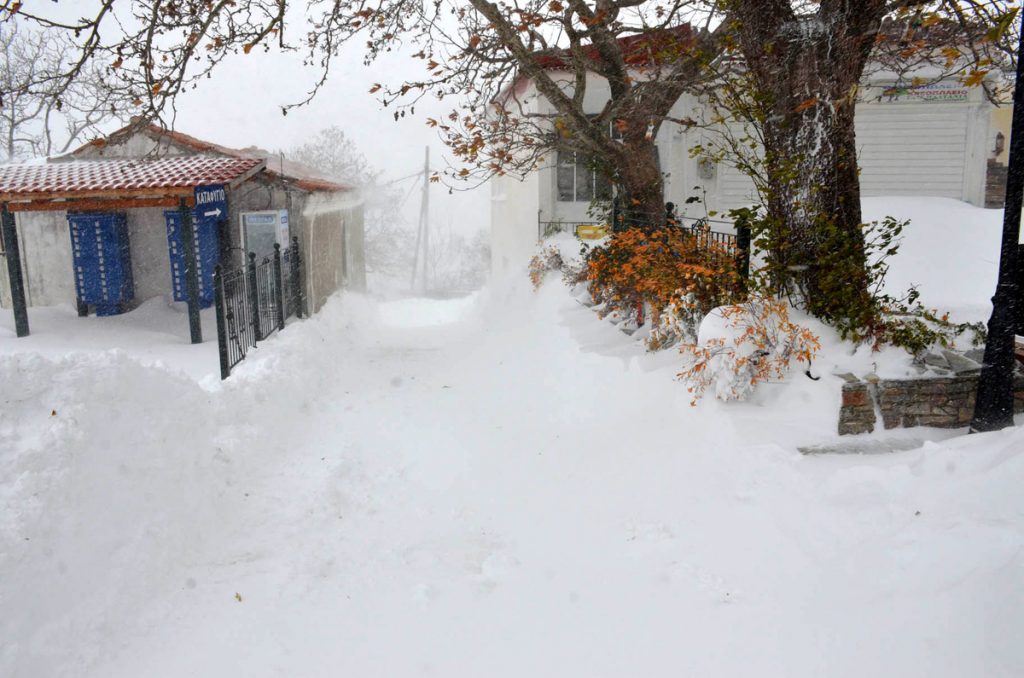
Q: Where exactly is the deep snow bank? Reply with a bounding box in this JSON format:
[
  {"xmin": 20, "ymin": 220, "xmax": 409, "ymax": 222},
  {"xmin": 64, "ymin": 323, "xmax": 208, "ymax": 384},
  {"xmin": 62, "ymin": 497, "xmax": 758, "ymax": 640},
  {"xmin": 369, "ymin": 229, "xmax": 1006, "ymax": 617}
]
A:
[
  {"xmin": 864, "ymin": 197, "xmax": 1005, "ymax": 319},
  {"xmin": 0, "ymin": 292, "xmax": 376, "ymax": 676},
  {"xmin": 0, "ymin": 352, "xmax": 225, "ymax": 675}
]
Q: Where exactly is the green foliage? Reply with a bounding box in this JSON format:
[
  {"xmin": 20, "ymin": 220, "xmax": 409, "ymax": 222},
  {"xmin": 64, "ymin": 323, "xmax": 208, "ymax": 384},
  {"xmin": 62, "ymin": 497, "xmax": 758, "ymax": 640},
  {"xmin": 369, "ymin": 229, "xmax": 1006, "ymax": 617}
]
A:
[
  {"xmin": 874, "ymin": 309, "xmax": 987, "ymax": 358},
  {"xmin": 735, "ymin": 207, "xmax": 985, "ymax": 356}
]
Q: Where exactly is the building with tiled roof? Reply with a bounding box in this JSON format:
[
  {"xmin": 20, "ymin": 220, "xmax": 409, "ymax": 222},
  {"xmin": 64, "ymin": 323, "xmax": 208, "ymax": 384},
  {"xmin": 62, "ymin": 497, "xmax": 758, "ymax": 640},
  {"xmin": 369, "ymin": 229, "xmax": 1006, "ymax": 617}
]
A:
[{"xmin": 0, "ymin": 123, "xmax": 365, "ymax": 347}]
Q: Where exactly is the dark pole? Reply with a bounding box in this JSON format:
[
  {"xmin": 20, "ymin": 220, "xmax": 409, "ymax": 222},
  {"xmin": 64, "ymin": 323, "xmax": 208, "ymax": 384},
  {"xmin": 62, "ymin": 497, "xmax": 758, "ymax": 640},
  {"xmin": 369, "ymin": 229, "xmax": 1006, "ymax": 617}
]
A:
[
  {"xmin": 290, "ymin": 236, "xmax": 303, "ymax": 319},
  {"xmin": 971, "ymin": 28, "xmax": 1024, "ymax": 433},
  {"xmin": 213, "ymin": 265, "xmax": 231, "ymax": 380},
  {"xmin": 247, "ymin": 251, "xmax": 262, "ymax": 339},
  {"xmin": 273, "ymin": 243, "xmax": 285, "ymax": 331},
  {"xmin": 736, "ymin": 218, "xmax": 752, "ymax": 284},
  {"xmin": 178, "ymin": 198, "xmax": 203, "ymax": 344},
  {"xmin": 1, "ymin": 203, "xmax": 30, "ymax": 337}
]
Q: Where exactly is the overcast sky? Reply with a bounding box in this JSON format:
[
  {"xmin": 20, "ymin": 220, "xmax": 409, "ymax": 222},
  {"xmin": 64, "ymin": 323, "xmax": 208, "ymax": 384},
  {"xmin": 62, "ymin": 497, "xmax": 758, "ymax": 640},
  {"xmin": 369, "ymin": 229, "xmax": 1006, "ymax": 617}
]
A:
[
  {"xmin": 171, "ymin": 41, "xmax": 490, "ymax": 235},
  {"xmin": 36, "ymin": 3, "xmax": 492, "ymax": 237}
]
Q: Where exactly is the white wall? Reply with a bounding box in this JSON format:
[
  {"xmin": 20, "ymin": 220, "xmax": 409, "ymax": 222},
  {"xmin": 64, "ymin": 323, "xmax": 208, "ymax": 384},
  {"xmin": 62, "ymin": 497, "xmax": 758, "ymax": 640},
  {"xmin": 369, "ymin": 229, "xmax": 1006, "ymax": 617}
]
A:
[
  {"xmin": 69, "ymin": 134, "xmax": 187, "ymax": 160},
  {"xmin": 514, "ymin": 73, "xmax": 705, "ymax": 228},
  {"xmin": 128, "ymin": 207, "xmax": 174, "ymax": 303},
  {"xmin": 0, "ymin": 211, "xmax": 75, "ymax": 309},
  {"xmin": 25, "ymin": 212, "xmax": 75, "ymax": 307},
  {"xmin": 490, "ymin": 170, "xmax": 541, "ymax": 280}
]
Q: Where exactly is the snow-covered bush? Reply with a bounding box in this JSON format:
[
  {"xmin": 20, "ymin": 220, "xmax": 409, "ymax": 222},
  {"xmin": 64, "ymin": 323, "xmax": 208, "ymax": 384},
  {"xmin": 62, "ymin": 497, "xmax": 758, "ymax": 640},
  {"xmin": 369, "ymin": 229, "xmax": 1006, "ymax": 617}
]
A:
[
  {"xmin": 528, "ymin": 245, "xmax": 566, "ymax": 289},
  {"xmin": 678, "ymin": 297, "xmax": 820, "ymax": 404},
  {"xmin": 647, "ymin": 293, "xmax": 706, "ymax": 350}
]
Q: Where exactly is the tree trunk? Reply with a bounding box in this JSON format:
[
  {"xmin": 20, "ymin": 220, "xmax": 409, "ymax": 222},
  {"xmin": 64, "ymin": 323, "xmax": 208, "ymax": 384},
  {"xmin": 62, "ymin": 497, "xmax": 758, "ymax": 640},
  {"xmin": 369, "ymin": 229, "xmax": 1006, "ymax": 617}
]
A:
[
  {"xmin": 614, "ymin": 138, "xmax": 664, "ymax": 230},
  {"xmin": 760, "ymin": 58, "xmax": 871, "ymax": 323},
  {"xmin": 731, "ymin": 4, "xmax": 888, "ymax": 332}
]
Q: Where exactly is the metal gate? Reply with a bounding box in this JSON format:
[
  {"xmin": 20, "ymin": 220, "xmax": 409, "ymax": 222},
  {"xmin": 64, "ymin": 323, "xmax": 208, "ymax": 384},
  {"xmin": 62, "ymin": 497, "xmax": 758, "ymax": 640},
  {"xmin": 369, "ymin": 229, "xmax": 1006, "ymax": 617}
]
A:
[{"xmin": 214, "ymin": 237, "xmax": 304, "ymax": 379}]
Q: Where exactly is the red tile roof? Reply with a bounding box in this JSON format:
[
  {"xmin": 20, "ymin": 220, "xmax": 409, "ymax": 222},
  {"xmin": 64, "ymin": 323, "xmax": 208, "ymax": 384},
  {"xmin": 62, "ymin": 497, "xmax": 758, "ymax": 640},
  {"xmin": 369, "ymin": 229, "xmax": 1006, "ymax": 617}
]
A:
[
  {"xmin": 0, "ymin": 156, "xmax": 264, "ymax": 200},
  {"xmin": 71, "ymin": 123, "xmax": 353, "ymax": 193},
  {"xmin": 532, "ymin": 25, "xmax": 695, "ymax": 71}
]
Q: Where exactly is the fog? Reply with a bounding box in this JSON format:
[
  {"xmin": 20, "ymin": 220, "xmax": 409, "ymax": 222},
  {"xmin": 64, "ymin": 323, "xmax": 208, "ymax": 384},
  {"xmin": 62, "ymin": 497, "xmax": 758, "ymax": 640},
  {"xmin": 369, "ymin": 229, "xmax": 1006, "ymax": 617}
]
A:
[{"xmin": 172, "ymin": 41, "xmax": 490, "ymax": 238}]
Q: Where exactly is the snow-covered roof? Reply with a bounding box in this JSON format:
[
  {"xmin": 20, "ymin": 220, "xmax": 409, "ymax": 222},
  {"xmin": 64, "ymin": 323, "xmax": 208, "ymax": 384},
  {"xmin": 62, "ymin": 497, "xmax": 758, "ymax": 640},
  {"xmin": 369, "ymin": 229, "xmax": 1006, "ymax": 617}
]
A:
[
  {"xmin": 69, "ymin": 122, "xmax": 353, "ymax": 194},
  {"xmin": 0, "ymin": 155, "xmax": 264, "ymax": 202}
]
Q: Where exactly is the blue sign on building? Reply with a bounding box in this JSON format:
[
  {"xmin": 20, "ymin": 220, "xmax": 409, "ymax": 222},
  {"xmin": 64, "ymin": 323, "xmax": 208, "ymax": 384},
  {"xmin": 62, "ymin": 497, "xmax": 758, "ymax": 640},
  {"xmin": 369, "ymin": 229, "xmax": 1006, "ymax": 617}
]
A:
[
  {"xmin": 67, "ymin": 212, "xmax": 134, "ymax": 316},
  {"xmin": 164, "ymin": 184, "xmax": 226, "ymax": 308},
  {"xmin": 195, "ymin": 184, "xmax": 227, "ymax": 220}
]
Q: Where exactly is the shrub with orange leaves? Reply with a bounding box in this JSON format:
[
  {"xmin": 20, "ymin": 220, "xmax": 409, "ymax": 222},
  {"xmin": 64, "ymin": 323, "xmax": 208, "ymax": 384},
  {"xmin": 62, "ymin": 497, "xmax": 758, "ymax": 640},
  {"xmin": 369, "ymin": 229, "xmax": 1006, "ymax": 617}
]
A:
[
  {"xmin": 583, "ymin": 227, "xmax": 745, "ymax": 349},
  {"xmin": 678, "ymin": 296, "xmax": 821, "ymax": 404}
]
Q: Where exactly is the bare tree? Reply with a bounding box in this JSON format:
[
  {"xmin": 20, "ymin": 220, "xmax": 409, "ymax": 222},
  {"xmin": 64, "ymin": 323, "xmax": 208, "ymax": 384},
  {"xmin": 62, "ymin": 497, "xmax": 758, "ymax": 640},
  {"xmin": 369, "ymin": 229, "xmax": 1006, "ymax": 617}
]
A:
[
  {"xmin": 288, "ymin": 126, "xmax": 378, "ymax": 187},
  {"xmin": 288, "ymin": 126, "xmax": 412, "ymax": 281},
  {"xmin": 425, "ymin": 226, "xmax": 490, "ymax": 295},
  {"xmin": 0, "ymin": 23, "xmax": 115, "ymax": 161}
]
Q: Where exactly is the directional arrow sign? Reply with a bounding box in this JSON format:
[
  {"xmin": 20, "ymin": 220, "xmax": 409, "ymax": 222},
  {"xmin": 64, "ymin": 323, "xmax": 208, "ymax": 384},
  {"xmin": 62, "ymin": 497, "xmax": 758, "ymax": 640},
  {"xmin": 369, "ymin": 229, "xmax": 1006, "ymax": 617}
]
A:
[{"xmin": 194, "ymin": 184, "xmax": 227, "ymax": 223}]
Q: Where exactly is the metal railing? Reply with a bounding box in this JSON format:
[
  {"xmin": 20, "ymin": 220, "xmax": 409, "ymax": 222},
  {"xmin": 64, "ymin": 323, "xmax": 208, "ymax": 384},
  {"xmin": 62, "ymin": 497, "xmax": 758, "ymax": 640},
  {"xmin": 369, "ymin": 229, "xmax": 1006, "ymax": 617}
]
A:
[
  {"xmin": 251, "ymin": 252, "xmax": 279, "ymax": 341},
  {"xmin": 538, "ymin": 208, "xmax": 752, "ymax": 282},
  {"xmin": 215, "ymin": 265, "xmax": 255, "ymax": 375},
  {"xmin": 538, "ymin": 216, "xmax": 740, "ymax": 247},
  {"xmin": 214, "ymin": 237, "xmax": 304, "ymax": 380},
  {"xmin": 538, "ymin": 220, "xmax": 607, "ymax": 239},
  {"xmin": 280, "ymin": 246, "xmax": 304, "ymax": 321},
  {"xmin": 672, "ymin": 219, "xmax": 739, "ymax": 252}
]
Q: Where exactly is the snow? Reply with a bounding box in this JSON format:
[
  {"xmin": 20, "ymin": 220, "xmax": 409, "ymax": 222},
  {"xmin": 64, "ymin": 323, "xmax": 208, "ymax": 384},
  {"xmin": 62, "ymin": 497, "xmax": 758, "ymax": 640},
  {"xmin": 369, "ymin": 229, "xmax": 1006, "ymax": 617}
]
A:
[
  {"xmin": 0, "ymin": 298, "xmax": 221, "ymax": 382},
  {"xmin": 1, "ymin": 197, "xmax": 1022, "ymax": 676},
  {"xmin": 865, "ymin": 196, "xmax": 1007, "ymax": 320}
]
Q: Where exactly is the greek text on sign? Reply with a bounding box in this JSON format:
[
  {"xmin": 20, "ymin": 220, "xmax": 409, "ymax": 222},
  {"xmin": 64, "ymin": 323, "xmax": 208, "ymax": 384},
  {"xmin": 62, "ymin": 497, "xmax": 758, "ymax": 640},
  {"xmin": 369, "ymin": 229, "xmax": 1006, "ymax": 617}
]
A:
[
  {"xmin": 880, "ymin": 82, "xmax": 969, "ymax": 103},
  {"xmin": 194, "ymin": 184, "xmax": 227, "ymax": 219},
  {"xmin": 243, "ymin": 213, "xmax": 277, "ymax": 226}
]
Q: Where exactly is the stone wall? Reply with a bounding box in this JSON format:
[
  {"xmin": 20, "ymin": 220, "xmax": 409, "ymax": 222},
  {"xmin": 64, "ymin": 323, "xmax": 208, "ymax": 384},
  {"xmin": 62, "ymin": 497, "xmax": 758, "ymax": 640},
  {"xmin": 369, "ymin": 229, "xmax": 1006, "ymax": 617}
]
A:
[
  {"xmin": 986, "ymin": 158, "xmax": 1008, "ymax": 209},
  {"xmin": 838, "ymin": 371, "xmax": 1024, "ymax": 436}
]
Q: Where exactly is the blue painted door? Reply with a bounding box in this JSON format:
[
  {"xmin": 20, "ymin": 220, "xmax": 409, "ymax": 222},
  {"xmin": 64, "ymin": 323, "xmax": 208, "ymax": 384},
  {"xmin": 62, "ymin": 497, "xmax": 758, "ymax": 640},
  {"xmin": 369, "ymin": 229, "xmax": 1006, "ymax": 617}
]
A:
[
  {"xmin": 164, "ymin": 209, "xmax": 220, "ymax": 308},
  {"xmin": 67, "ymin": 212, "xmax": 134, "ymax": 315}
]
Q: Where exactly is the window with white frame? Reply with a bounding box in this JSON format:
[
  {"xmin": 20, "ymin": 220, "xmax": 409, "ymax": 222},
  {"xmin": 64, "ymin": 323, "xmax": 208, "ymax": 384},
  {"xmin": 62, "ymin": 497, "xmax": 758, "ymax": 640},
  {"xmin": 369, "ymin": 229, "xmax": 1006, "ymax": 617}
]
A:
[
  {"xmin": 556, "ymin": 150, "xmax": 613, "ymax": 202},
  {"xmin": 556, "ymin": 146, "xmax": 661, "ymax": 203}
]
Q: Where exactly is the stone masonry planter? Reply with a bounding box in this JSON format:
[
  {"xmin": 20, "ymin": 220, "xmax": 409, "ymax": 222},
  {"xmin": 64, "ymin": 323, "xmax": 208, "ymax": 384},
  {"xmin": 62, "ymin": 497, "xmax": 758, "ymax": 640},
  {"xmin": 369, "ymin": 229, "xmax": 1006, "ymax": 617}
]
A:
[{"xmin": 838, "ymin": 371, "xmax": 1024, "ymax": 435}]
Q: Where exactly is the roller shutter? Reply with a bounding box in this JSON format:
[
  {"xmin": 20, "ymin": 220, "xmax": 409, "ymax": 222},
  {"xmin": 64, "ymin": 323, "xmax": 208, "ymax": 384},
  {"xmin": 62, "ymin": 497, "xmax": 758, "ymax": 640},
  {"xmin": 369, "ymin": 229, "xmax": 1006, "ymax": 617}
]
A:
[{"xmin": 855, "ymin": 104, "xmax": 970, "ymax": 199}]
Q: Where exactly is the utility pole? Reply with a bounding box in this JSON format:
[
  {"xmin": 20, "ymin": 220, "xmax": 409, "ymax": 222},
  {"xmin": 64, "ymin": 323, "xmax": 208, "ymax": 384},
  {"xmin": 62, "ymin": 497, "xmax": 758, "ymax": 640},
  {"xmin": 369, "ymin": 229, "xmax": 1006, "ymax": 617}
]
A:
[
  {"xmin": 421, "ymin": 146, "xmax": 430, "ymax": 293},
  {"xmin": 409, "ymin": 146, "xmax": 431, "ymax": 294},
  {"xmin": 971, "ymin": 28, "xmax": 1024, "ymax": 433}
]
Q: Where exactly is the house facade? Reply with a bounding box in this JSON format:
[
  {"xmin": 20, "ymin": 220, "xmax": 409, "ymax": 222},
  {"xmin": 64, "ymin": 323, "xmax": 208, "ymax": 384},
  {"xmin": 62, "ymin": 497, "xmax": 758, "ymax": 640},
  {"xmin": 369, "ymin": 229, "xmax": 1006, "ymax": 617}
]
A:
[
  {"xmin": 490, "ymin": 69, "xmax": 995, "ymax": 278},
  {"xmin": 0, "ymin": 123, "xmax": 366, "ymax": 321}
]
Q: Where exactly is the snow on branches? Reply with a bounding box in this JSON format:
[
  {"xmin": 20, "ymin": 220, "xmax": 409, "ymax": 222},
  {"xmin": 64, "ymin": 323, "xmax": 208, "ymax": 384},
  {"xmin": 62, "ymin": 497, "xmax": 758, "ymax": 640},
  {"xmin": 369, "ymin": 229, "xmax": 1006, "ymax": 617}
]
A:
[{"xmin": 678, "ymin": 297, "xmax": 820, "ymax": 404}]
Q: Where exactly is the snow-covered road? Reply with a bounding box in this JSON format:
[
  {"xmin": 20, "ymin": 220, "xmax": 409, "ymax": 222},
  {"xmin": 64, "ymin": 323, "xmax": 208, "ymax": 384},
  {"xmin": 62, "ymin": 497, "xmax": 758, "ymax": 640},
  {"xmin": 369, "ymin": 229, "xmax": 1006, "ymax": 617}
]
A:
[{"xmin": 2, "ymin": 283, "xmax": 1023, "ymax": 677}]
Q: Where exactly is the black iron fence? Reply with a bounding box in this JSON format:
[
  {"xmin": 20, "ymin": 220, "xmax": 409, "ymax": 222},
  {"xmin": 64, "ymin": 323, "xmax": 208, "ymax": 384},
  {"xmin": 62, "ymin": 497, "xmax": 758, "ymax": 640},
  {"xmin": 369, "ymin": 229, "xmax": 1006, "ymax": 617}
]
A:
[
  {"xmin": 214, "ymin": 237, "xmax": 304, "ymax": 380},
  {"xmin": 538, "ymin": 220, "xmax": 605, "ymax": 239},
  {"xmin": 538, "ymin": 207, "xmax": 752, "ymax": 280}
]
